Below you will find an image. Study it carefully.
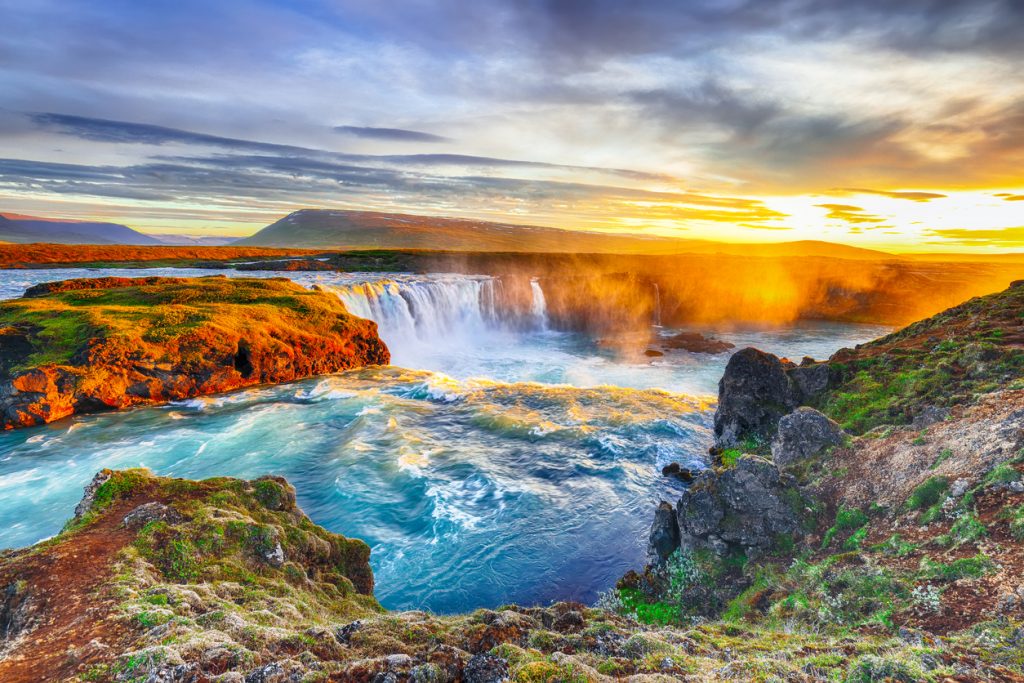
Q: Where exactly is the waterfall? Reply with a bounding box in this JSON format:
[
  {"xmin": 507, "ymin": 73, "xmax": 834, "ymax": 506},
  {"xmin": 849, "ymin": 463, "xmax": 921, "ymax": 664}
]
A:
[
  {"xmin": 323, "ymin": 275, "xmax": 551, "ymax": 363},
  {"xmin": 530, "ymin": 278, "xmax": 549, "ymax": 331},
  {"xmin": 652, "ymin": 283, "xmax": 662, "ymax": 328}
]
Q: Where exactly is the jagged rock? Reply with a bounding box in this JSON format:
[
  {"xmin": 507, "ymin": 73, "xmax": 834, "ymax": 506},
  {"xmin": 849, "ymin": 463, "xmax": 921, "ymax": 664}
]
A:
[
  {"xmin": 770, "ymin": 407, "xmax": 845, "ymax": 470},
  {"xmin": 333, "ymin": 620, "xmax": 362, "ymax": 644},
  {"xmin": 464, "ymin": 653, "xmax": 510, "ymax": 683},
  {"xmin": 244, "ymin": 662, "xmax": 291, "ymax": 683},
  {"xmin": 648, "ymin": 502, "xmax": 681, "ymax": 562},
  {"xmin": 74, "ymin": 470, "xmax": 113, "ymax": 518},
  {"xmin": 122, "ymin": 502, "xmax": 184, "ymax": 529},
  {"xmin": 913, "ymin": 405, "xmax": 950, "ymax": 428},
  {"xmin": 262, "ymin": 541, "xmax": 286, "ymax": 568},
  {"xmin": 788, "ymin": 362, "xmax": 829, "ymax": 400},
  {"xmin": 714, "ymin": 348, "xmax": 800, "ymax": 447},
  {"xmin": 674, "ymin": 456, "xmax": 802, "ymax": 559},
  {"xmin": 1, "ymin": 581, "xmax": 32, "ymax": 645}
]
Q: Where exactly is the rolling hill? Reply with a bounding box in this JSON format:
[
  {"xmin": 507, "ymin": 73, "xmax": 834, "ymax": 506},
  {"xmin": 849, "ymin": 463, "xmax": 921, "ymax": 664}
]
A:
[
  {"xmin": 235, "ymin": 209, "xmax": 898, "ymax": 259},
  {"xmin": 0, "ymin": 213, "xmax": 161, "ymax": 245}
]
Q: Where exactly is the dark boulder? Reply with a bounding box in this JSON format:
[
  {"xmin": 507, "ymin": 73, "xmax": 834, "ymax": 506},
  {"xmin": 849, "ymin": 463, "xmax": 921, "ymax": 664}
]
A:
[
  {"xmin": 714, "ymin": 348, "xmax": 800, "ymax": 447},
  {"xmin": 770, "ymin": 407, "xmax": 844, "ymax": 471},
  {"xmin": 648, "ymin": 501, "xmax": 681, "ymax": 562},
  {"xmin": 674, "ymin": 456, "xmax": 803, "ymax": 559},
  {"xmin": 788, "ymin": 362, "xmax": 829, "ymax": 401},
  {"xmin": 661, "ymin": 462, "xmax": 696, "ymax": 482}
]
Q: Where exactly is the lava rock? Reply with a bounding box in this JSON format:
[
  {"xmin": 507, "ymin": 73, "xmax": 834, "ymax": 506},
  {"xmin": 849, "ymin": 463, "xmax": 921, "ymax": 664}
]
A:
[
  {"xmin": 714, "ymin": 348, "xmax": 800, "ymax": 448},
  {"xmin": 464, "ymin": 653, "xmax": 510, "ymax": 683},
  {"xmin": 770, "ymin": 407, "xmax": 845, "ymax": 470},
  {"xmin": 675, "ymin": 456, "xmax": 802, "ymax": 558},
  {"xmin": 648, "ymin": 501, "xmax": 681, "ymax": 562},
  {"xmin": 122, "ymin": 502, "xmax": 184, "ymax": 530},
  {"xmin": 788, "ymin": 363, "xmax": 830, "ymax": 401}
]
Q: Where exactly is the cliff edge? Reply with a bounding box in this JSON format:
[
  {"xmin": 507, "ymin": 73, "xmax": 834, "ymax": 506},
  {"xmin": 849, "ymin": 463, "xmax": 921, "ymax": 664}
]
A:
[{"xmin": 0, "ymin": 276, "xmax": 389, "ymax": 428}]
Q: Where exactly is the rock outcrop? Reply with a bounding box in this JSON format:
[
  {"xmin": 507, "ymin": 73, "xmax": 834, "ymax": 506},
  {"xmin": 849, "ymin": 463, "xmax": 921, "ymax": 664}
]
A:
[
  {"xmin": 770, "ymin": 406, "xmax": 845, "ymax": 470},
  {"xmin": 670, "ymin": 456, "xmax": 804, "ymax": 560},
  {"xmin": 0, "ymin": 276, "xmax": 389, "ymax": 428},
  {"xmin": 714, "ymin": 348, "xmax": 798, "ymax": 447},
  {"xmin": 661, "ymin": 332, "xmax": 735, "ymax": 354},
  {"xmin": 714, "ymin": 348, "xmax": 830, "ymax": 447}
]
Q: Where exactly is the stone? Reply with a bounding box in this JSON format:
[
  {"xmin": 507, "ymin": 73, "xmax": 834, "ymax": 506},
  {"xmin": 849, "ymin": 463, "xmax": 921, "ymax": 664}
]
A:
[
  {"xmin": 551, "ymin": 610, "xmax": 584, "ymax": 633},
  {"xmin": 74, "ymin": 470, "xmax": 113, "ymax": 518},
  {"xmin": 333, "ymin": 620, "xmax": 362, "ymax": 644},
  {"xmin": 464, "ymin": 653, "xmax": 510, "ymax": 683},
  {"xmin": 648, "ymin": 501, "xmax": 681, "ymax": 562},
  {"xmin": 949, "ymin": 479, "xmax": 970, "ymax": 497},
  {"xmin": 675, "ymin": 456, "xmax": 802, "ymax": 558},
  {"xmin": 714, "ymin": 348, "xmax": 800, "ymax": 447},
  {"xmin": 122, "ymin": 502, "xmax": 184, "ymax": 530},
  {"xmin": 261, "ymin": 541, "xmax": 286, "ymax": 568},
  {"xmin": 661, "ymin": 462, "xmax": 696, "ymax": 482},
  {"xmin": 770, "ymin": 407, "xmax": 845, "ymax": 470},
  {"xmin": 661, "ymin": 332, "xmax": 735, "ymax": 354},
  {"xmin": 644, "ymin": 348, "xmax": 664, "ymax": 357},
  {"xmin": 913, "ymin": 405, "xmax": 950, "ymax": 428},
  {"xmin": 788, "ymin": 363, "xmax": 829, "ymax": 400}
]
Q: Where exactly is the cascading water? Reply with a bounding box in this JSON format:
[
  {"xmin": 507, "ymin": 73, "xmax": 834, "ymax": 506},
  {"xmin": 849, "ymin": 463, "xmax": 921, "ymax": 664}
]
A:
[
  {"xmin": 323, "ymin": 274, "xmax": 551, "ymax": 367},
  {"xmin": 652, "ymin": 282, "xmax": 662, "ymax": 328},
  {"xmin": 530, "ymin": 277, "xmax": 549, "ymax": 331}
]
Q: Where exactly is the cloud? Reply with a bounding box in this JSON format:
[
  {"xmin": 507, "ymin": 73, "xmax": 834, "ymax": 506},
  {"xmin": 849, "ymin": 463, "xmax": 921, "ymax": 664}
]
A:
[
  {"xmin": 29, "ymin": 112, "xmax": 310, "ymax": 155},
  {"xmin": 817, "ymin": 204, "xmax": 887, "ymax": 224},
  {"xmin": 839, "ymin": 188, "xmax": 947, "ymax": 202},
  {"xmin": 925, "ymin": 227, "xmax": 1024, "ymax": 245},
  {"xmin": 334, "ymin": 126, "xmax": 450, "ymax": 143}
]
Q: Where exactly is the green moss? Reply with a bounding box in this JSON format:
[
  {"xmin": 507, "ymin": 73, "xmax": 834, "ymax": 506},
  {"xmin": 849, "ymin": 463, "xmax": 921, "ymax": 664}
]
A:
[
  {"xmin": 720, "ymin": 448, "xmax": 742, "ymax": 468},
  {"xmin": 822, "ymin": 506, "xmax": 870, "ymax": 549},
  {"xmin": 906, "ymin": 476, "xmax": 949, "ymax": 511},
  {"xmin": 919, "ymin": 554, "xmax": 995, "ymax": 581},
  {"xmin": 930, "ymin": 448, "xmax": 953, "ymax": 470}
]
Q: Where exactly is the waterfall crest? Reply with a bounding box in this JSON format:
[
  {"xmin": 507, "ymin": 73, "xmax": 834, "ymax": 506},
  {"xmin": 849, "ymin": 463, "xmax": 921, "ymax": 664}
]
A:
[{"xmin": 323, "ymin": 275, "xmax": 550, "ymax": 361}]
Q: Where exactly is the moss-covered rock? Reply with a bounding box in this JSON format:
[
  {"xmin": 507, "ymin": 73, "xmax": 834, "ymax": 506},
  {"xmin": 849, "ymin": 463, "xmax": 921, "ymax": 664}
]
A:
[{"xmin": 0, "ymin": 276, "xmax": 389, "ymax": 428}]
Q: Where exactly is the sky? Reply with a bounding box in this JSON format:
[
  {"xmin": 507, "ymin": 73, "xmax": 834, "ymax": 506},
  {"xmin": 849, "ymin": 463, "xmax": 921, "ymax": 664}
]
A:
[{"xmin": 0, "ymin": 0, "xmax": 1022, "ymax": 251}]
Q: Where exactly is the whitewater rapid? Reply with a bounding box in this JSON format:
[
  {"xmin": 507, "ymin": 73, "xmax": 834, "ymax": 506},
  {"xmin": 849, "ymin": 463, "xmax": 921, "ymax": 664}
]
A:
[{"xmin": 0, "ymin": 268, "xmax": 889, "ymax": 612}]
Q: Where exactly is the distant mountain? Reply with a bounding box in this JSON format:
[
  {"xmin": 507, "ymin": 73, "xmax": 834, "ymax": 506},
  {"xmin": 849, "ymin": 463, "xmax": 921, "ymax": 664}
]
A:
[
  {"xmin": 149, "ymin": 233, "xmax": 238, "ymax": 247},
  {"xmin": 236, "ymin": 209, "xmax": 897, "ymax": 259},
  {"xmin": 0, "ymin": 213, "xmax": 160, "ymax": 245}
]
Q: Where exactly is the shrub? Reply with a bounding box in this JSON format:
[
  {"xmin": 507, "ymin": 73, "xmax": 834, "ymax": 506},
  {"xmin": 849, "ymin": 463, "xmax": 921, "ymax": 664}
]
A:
[
  {"xmin": 822, "ymin": 506, "xmax": 869, "ymax": 549},
  {"xmin": 919, "ymin": 554, "xmax": 994, "ymax": 581},
  {"xmin": 906, "ymin": 476, "xmax": 949, "ymax": 511},
  {"xmin": 940, "ymin": 512, "xmax": 986, "ymax": 547},
  {"xmin": 720, "ymin": 449, "xmax": 742, "ymax": 468},
  {"xmin": 846, "ymin": 655, "xmax": 927, "ymax": 682}
]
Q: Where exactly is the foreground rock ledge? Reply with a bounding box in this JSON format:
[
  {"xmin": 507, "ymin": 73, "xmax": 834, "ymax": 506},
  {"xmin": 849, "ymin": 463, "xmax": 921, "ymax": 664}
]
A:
[{"xmin": 0, "ymin": 276, "xmax": 389, "ymax": 428}]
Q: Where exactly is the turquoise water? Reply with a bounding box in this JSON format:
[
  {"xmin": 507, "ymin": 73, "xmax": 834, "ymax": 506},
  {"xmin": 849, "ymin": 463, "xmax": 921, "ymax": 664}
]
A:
[{"xmin": 0, "ymin": 268, "xmax": 888, "ymax": 612}]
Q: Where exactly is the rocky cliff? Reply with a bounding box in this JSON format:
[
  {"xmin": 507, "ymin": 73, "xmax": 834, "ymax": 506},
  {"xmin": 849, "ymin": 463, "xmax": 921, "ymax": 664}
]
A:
[
  {"xmin": 0, "ymin": 276, "xmax": 389, "ymax": 428},
  {"xmin": 629, "ymin": 281, "xmax": 1024, "ymax": 676}
]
